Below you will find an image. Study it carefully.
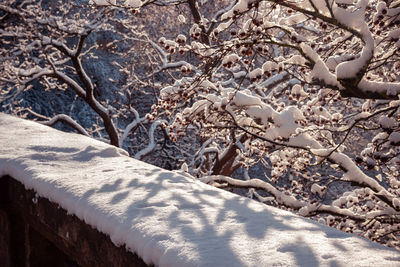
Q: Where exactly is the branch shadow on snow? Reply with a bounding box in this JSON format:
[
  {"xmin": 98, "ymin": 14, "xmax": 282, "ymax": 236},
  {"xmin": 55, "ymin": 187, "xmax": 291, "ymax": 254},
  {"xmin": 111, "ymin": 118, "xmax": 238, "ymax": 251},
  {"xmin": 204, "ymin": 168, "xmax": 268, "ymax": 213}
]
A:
[
  {"xmin": 81, "ymin": 162, "xmax": 395, "ymax": 266},
  {"xmin": 21, "ymin": 140, "xmax": 400, "ymax": 266}
]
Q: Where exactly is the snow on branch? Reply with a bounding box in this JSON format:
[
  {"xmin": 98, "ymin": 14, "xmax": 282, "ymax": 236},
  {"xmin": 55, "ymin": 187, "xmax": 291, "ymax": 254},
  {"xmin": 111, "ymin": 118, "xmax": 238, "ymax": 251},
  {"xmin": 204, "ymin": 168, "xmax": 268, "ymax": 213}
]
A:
[
  {"xmin": 134, "ymin": 120, "xmax": 167, "ymax": 160},
  {"xmin": 201, "ymin": 175, "xmax": 306, "ymax": 209},
  {"xmin": 40, "ymin": 114, "xmax": 90, "ymax": 136}
]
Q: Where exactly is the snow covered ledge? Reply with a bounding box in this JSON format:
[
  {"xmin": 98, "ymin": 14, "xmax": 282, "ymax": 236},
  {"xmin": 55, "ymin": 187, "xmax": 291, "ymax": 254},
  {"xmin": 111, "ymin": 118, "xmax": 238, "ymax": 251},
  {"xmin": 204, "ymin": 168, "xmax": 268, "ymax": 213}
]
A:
[{"xmin": 0, "ymin": 113, "xmax": 399, "ymax": 267}]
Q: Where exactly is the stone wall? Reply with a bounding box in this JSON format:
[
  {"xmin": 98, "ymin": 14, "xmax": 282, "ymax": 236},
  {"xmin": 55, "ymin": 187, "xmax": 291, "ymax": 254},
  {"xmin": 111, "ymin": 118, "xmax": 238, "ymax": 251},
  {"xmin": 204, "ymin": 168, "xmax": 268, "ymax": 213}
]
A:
[{"xmin": 0, "ymin": 176, "xmax": 149, "ymax": 267}]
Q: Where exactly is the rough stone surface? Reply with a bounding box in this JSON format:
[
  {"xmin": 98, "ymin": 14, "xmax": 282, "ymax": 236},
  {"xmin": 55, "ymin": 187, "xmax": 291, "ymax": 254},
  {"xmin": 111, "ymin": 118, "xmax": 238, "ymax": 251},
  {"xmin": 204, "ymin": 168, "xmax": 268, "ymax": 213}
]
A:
[
  {"xmin": 0, "ymin": 210, "xmax": 10, "ymax": 267},
  {"xmin": 0, "ymin": 176, "xmax": 149, "ymax": 267}
]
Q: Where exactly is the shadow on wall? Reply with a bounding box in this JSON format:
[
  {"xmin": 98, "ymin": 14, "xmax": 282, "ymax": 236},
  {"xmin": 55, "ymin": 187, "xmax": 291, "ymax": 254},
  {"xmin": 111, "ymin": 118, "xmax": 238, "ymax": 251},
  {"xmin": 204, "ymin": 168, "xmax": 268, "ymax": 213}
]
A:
[
  {"xmin": 0, "ymin": 115, "xmax": 397, "ymax": 267},
  {"xmin": 76, "ymin": 165, "xmax": 398, "ymax": 266}
]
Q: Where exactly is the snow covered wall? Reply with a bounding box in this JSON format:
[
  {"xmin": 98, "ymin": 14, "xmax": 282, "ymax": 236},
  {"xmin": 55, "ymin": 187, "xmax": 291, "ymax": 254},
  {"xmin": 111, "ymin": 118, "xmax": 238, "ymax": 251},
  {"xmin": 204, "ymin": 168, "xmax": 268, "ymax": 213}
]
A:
[{"xmin": 0, "ymin": 113, "xmax": 399, "ymax": 267}]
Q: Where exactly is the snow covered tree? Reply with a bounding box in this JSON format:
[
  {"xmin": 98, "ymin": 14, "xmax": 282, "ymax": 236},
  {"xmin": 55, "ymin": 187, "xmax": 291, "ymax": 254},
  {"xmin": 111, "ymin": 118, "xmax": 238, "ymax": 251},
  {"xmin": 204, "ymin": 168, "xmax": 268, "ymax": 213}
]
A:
[
  {"xmin": 1, "ymin": 0, "xmax": 400, "ymax": 248},
  {"xmin": 150, "ymin": 0, "xmax": 400, "ymax": 248},
  {"xmin": 0, "ymin": 0, "xmax": 123, "ymax": 146},
  {"xmin": 0, "ymin": 0, "xmax": 174, "ymax": 161}
]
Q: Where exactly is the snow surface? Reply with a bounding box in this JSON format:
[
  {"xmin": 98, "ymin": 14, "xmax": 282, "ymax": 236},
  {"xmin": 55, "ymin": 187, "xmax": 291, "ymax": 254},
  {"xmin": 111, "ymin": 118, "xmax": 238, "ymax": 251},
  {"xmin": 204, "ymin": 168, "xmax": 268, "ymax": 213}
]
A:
[{"xmin": 0, "ymin": 113, "xmax": 400, "ymax": 267}]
